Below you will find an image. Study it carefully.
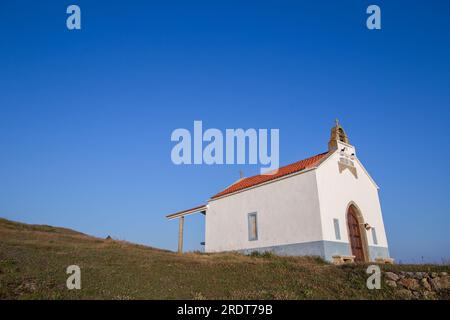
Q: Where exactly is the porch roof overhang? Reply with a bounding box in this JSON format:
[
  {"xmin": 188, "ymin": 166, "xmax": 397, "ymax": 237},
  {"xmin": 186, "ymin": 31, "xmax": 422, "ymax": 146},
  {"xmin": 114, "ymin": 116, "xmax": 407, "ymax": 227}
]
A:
[{"xmin": 165, "ymin": 204, "xmax": 207, "ymax": 220}]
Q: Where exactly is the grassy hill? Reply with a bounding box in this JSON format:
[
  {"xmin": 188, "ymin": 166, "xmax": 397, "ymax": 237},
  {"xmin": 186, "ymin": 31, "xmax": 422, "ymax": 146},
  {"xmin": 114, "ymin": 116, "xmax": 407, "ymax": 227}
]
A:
[{"xmin": 0, "ymin": 217, "xmax": 448, "ymax": 300}]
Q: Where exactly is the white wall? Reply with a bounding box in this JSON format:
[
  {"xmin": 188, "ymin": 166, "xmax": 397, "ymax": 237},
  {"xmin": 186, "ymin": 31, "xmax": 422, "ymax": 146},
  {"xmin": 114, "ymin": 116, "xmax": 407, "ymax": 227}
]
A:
[
  {"xmin": 315, "ymin": 142, "xmax": 389, "ymax": 248},
  {"xmin": 205, "ymin": 170, "xmax": 322, "ymax": 252}
]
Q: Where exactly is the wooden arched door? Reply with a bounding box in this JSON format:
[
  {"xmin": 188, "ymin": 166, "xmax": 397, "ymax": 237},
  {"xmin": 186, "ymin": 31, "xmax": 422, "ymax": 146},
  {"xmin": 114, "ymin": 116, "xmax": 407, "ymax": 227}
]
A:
[{"xmin": 347, "ymin": 206, "xmax": 365, "ymax": 262}]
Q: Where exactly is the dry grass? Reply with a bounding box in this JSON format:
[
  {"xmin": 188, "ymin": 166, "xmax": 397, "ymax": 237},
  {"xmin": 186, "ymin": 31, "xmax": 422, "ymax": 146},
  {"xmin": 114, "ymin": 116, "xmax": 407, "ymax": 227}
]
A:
[{"xmin": 0, "ymin": 217, "xmax": 448, "ymax": 300}]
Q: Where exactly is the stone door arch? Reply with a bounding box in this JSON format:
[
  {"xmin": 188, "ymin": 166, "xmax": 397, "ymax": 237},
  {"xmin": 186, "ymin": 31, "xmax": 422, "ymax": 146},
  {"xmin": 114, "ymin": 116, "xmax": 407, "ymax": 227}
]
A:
[{"xmin": 346, "ymin": 203, "xmax": 370, "ymax": 262}]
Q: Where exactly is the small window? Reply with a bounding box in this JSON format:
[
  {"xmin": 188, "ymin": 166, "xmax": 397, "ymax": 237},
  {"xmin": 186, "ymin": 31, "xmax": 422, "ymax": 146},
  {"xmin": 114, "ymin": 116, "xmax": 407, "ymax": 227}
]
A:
[
  {"xmin": 248, "ymin": 212, "xmax": 258, "ymax": 241},
  {"xmin": 333, "ymin": 218, "xmax": 341, "ymax": 240},
  {"xmin": 372, "ymin": 227, "xmax": 378, "ymax": 245}
]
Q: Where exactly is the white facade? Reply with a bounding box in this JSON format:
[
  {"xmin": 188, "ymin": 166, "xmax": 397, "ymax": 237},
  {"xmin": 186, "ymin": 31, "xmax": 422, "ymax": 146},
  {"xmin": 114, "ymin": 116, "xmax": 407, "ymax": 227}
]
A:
[
  {"xmin": 315, "ymin": 141, "xmax": 389, "ymax": 250},
  {"xmin": 202, "ymin": 125, "xmax": 390, "ymax": 262}
]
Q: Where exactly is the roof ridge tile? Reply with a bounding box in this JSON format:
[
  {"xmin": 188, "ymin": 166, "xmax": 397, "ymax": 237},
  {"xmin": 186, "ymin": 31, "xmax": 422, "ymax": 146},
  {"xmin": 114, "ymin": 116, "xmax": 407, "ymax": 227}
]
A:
[{"xmin": 210, "ymin": 151, "xmax": 329, "ymax": 199}]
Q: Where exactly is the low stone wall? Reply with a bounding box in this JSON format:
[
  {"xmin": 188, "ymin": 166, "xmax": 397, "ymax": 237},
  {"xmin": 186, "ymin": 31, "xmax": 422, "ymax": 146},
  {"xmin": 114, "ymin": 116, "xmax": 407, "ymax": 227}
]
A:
[{"xmin": 384, "ymin": 271, "xmax": 449, "ymax": 299}]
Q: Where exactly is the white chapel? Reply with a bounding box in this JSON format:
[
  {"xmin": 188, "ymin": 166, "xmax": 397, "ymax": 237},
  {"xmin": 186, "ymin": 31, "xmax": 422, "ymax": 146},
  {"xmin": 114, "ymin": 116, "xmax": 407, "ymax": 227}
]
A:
[{"xmin": 167, "ymin": 121, "xmax": 391, "ymax": 263}]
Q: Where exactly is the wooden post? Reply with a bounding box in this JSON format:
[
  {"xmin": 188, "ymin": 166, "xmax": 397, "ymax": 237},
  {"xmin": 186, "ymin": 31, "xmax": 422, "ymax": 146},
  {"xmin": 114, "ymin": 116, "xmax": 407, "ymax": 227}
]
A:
[{"xmin": 178, "ymin": 216, "xmax": 184, "ymax": 253}]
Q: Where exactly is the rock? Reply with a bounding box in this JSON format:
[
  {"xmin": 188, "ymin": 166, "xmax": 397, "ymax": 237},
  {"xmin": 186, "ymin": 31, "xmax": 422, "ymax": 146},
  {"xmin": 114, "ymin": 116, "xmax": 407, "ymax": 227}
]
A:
[
  {"xmin": 412, "ymin": 291, "xmax": 420, "ymax": 298},
  {"xmin": 414, "ymin": 272, "xmax": 425, "ymax": 280},
  {"xmin": 406, "ymin": 272, "xmax": 415, "ymax": 277},
  {"xmin": 398, "ymin": 289, "xmax": 413, "ymax": 299},
  {"xmin": 385, "ymin": 272, "xmax": 399, "ymax": 282},
  {"xmin": 385, "ymin": 280, "xmax": 397, "ymax": 288},
  {"xmin": 440, "ymin": 272, "xmax": 448, "ymax": 277},
  {"xmin": 430, "ymin": 278, "xmax": 440, "ymax": 290},
  {"xmin": 431, "ymin": 272, "xmax": 438, "ymax": 278},
  {"xmin": 430, "ymin": 276, "xmax": 450, "ymax": 291},
  {"xmin": 423, "ymin": 291, "xmax": 437, "ymax": 300},
  {"xmin": 421, "ymin": 278, "xmax": 432, "ymax": 291},
  {"xmin": 398, "ymin": 278, "xmax": 420, "ymax": 291}
]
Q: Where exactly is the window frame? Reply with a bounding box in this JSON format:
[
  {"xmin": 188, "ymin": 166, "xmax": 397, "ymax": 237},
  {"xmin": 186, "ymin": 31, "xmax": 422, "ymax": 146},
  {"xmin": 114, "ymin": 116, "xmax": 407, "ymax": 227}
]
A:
[
  {"xmin": 371, "ymin": 227, "xmax": 378, "ymax": 245},
  {"xmin": 333, "ymin": 218, "xmax": 341, "ymax": 240},
  {"xmin": 247, "ymin": 212, "xmax": 258, "ymax": 241}
]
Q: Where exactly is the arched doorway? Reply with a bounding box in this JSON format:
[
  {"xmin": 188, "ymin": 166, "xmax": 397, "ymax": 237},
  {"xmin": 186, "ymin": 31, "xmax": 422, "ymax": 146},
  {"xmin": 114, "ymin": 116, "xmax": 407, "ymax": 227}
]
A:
[{"xmin": 347, "ymin": 204, "xmax": 367, "ymax": 262}]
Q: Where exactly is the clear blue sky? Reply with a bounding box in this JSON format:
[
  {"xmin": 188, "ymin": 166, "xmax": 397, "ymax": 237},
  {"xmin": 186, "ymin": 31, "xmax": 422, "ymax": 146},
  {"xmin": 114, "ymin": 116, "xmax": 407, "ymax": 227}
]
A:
[{"xmin": 1, "ymin": 1, "xmax": 449, "ymax": 263}]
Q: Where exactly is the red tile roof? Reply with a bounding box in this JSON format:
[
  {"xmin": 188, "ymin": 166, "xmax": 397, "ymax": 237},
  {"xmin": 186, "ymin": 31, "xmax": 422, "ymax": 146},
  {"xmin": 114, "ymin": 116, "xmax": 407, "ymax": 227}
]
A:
[{"xmin": 210, "ymin": 152, "xmax": 329, "ymax": 199}]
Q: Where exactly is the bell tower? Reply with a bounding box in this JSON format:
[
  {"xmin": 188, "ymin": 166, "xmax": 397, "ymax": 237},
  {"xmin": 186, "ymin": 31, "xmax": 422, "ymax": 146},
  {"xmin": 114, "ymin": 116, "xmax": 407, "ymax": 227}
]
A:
[
  {"xmin": 328, "ymin": 119, "xmax": 357, "ymax": 178},
  {"xmin": 328, "ymin": 119, "xmax": 350, "ymax": 151}
]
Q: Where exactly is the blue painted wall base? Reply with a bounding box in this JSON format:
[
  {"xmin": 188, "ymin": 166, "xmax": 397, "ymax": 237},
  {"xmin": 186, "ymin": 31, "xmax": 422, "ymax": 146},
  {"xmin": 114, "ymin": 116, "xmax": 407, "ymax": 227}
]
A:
[{"xmin": 238, "ymin": 240, "xmax": 389, "ymax": 262}]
